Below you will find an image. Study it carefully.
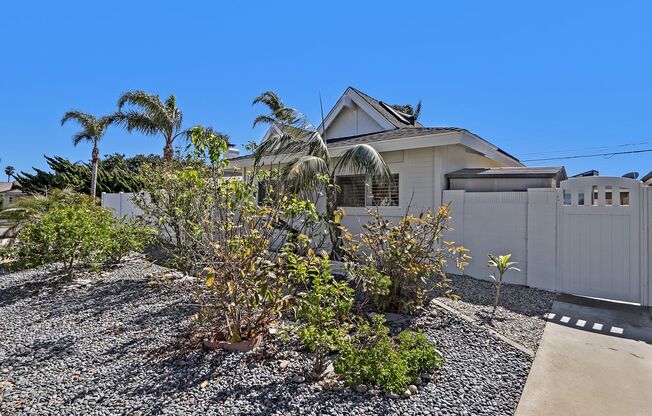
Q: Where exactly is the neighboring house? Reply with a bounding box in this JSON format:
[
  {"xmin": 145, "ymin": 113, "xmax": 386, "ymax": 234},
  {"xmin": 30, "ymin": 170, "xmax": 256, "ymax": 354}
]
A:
[
  {"xmin": 642, "ymin": 170, "xmax": 652, "ymax": 186},
  {"xmin": 230, "ymin": 87, "xmax": 559, "ymax": 234},
  {"xmin": 0, "ymin": 182, "xmax": 24, "ymax": 209}
]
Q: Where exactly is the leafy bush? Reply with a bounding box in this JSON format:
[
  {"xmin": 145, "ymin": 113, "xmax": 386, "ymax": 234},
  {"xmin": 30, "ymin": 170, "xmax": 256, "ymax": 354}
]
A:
[
  {"xmin": 396, "ymin": 330, "xmax": 443, "ymax": 377},
  {"xmin": 343, "ymin": 205, "xmax": 470, "ymax": 313},
  {"xmin": 293, "ymin": 249, "xmax": 354, "ymax": 373},
  {"xmin": 335, "ymin": 315, "xmax": 442, "ymax": 393},
  {"xmin": 2, "ymin": 192, "xmax": 151, "ymax": 277},
  {"xmin": 140, "ymin": 127, "xmax": 325, "ymax": 344},
  {"xmin": 103, "ymin": 218, "xmax": 154, "ymax": 262}
]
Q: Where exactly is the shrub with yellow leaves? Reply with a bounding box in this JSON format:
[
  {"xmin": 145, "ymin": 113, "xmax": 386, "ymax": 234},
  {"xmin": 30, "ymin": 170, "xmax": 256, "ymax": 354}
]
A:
[{"xmin": 343, "ymin": 204, "xmax": 470, "ymax": 313}]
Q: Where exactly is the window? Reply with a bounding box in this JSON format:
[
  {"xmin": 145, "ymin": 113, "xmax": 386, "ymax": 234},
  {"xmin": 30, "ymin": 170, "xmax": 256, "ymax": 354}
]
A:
[
  {"xmin": 592, "ymin": 186, "xmax": 599, "ymax": 206},
  {"xmin": 563, "ymin": 190, "xmax": 571, "ymax": 206},
  {"xmin": 620, "ymin": 189, "xmax": 630, "ymax": 206},
  {"xmin": 605, "ymin": 186, "xmax": 613, "ymax": 206},
  {"xmin": 371, "ymin": 174, "xmax": 399, "ymax": 206},
  {"xmin": 577, "ymin": 192, "xmax": 585, "ymax": 206},
  {"xmin": 336, "ymin": 175, "xmax": 366, "ymax": 207}
]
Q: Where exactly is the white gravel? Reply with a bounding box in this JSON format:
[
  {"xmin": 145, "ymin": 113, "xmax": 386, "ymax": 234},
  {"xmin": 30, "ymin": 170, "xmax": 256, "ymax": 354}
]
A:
[{"xmin": 0, "ymin": 257, "xmax": 532, "ymax": 415}]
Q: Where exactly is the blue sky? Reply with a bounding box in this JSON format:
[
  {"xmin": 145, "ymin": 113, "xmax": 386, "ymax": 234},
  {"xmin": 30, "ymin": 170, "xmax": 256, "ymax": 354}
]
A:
[{"xmin": 1, "ymin": 1, "xmax": 651, "ymax": 177}]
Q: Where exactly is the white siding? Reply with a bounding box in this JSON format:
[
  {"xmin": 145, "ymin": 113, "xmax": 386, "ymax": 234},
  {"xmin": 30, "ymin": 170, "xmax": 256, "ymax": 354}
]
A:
[{"xmin": 325, "ymin": 105, "xmax": 385, "ymax": 139}]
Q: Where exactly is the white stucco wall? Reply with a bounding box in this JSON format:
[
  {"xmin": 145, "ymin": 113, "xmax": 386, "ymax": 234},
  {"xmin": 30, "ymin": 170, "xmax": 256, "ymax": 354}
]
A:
[{"xmin": 338, "ymin": 144, "xmax": 504, "ymax": 237}]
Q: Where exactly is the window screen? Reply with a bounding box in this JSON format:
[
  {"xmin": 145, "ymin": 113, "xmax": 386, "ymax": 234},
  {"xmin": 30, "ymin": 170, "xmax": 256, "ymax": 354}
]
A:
[
  {"xmin": 336, "ymin": 175, "xmax": 366, "ymax": 207},
  {"xmin": 371, "ymin": 174, "xmax": 399, "ymax": 206}
]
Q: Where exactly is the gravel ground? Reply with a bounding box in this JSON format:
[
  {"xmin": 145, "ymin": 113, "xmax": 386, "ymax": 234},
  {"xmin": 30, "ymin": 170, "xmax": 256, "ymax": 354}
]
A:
[
  {"xmin": 434, "ymin": 274, "xmax": 556, "ymax": 352},
  {"xmin": 1, "ymin": 257, "xmax": 532, "ymax": 415}
]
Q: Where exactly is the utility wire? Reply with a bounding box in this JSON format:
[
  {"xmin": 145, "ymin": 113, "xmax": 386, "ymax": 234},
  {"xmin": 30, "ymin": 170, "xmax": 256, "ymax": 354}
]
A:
[
  {"xmin": 521, "ymin": 148, "xmax": 652, "ymax": 162},
  {"xmin": 519, "ymin": 140, "xmax": 652, "ymax": 156}
]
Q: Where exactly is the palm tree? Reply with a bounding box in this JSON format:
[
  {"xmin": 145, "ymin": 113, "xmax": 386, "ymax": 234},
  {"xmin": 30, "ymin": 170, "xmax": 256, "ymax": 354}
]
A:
[
  {"xmin": 4, "ymin": 166, "xmax": 15, "ymax": 182},
  {"xmin": 252, "ymin": 91, "xmax": 391, "ymax": 256},
  {"xmin": 391, "ymin": 100, "xmax": 422, "ymax": 122},
  {"xmin": 252, "ymin": 91, "xmax": 297, "ymax": 127},
  {"xmin": 61, "ymin": 111, "xmax": 113, "ymax": 198},
  {"xmin": 114, "ymin": 91, "xmax": 184, "ymax": 161}
]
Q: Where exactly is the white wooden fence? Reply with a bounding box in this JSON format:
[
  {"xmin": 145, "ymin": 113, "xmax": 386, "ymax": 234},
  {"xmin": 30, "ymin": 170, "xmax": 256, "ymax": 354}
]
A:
[{"xmin": 103, "ymin": 177, "xmax": 652, "ymax": 306}]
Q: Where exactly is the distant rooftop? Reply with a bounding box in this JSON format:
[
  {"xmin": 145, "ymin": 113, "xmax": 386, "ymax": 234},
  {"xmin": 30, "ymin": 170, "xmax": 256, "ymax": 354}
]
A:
[{"xmin": 446, "ymin": 167, "xmax": 566, "ymax": 179}]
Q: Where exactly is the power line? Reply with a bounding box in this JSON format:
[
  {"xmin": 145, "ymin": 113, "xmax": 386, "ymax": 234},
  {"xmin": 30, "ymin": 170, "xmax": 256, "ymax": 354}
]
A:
[
  {"xmin": 521, "ymin": 148, "xmax": 652, "ymax": 162},
  {"xmin": 519, "ymin": 140, "xmax": 652, "ymax": 156}
]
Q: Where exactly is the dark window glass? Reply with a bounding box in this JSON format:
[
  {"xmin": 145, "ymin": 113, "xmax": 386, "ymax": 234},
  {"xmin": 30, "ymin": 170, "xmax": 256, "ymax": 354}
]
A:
[{"xmin": 336, "ymin": 175, "xmax": 366, "ymax": 207}]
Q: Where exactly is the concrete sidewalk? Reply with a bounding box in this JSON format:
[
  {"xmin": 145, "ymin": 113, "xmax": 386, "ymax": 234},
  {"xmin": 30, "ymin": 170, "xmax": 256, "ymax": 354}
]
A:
[{"xmin": 516, "ymin": 295, "xmax": 652, "ymax": 416}]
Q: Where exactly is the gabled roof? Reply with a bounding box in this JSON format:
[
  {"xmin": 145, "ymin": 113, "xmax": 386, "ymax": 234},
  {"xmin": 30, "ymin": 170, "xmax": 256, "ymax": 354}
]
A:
[{"xmin": 348, "ymin": 87, "xmax": 423, "ymax": 129}]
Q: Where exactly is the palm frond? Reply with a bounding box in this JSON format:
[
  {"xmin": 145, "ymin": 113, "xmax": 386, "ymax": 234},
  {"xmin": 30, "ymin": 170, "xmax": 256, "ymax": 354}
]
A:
[
  {"xmin": 252, "ymin": 91, "xmax": 284, "ymax": 112},
  {"xmin": 112, "ymin": 111, "xmax": 160, "ymax": 136},
  {"xmin": 253, "ymin": 133, "xmax": 311, "ymax": 163},
  {"xmin": 117, "ymin": 91, "xmax": 165, "ymax": 115},
  {"xmin": 413, "ymin": 100, "xmax": 422, "ymax": 121},
  {"xmin": 61, "ymin": 110, "xmax": 96, "ymax": 129},
  {"xmin": 334, "ymin": 144, "xmax": 391, "ymax": 179},
  {"xmin": 72, "ymin": 132, "xmax": 92, "ymax": 146},
  {"xmin": 285, "ymin": 155, "xmax": 329, "ymax": 190}
]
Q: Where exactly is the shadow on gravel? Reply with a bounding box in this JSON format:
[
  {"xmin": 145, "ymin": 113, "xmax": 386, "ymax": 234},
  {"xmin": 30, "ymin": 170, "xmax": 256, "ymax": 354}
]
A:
[{"xmin": 0, "ymin": 271, "xmax": 72, "ymax": 308}]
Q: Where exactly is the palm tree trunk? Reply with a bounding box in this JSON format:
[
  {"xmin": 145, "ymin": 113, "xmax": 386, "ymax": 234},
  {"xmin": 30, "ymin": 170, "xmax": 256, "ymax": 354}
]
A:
[
  {"xmin": 90, "ymin": 143, "xmax": 99, "ymax": 198},
  {"xmin": 163, "ymin": 138, "xmax": 174, "ymax": 161},
  {"xmin": 325, "ymin": 181, "xmax": 342, "ymax": 259}
]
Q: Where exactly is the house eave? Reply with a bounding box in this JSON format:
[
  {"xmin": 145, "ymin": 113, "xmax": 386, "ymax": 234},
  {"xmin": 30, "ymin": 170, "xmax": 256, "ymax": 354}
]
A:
[{"xmin": 229, "ymin": 130, "xmax": 522, "ymax": 168}]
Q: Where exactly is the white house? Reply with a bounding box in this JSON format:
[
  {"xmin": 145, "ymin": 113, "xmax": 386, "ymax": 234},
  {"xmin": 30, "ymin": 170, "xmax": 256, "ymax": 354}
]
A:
[{"xmin": 230, "ymin": 87, "xmax": 551, "ymax": 234}]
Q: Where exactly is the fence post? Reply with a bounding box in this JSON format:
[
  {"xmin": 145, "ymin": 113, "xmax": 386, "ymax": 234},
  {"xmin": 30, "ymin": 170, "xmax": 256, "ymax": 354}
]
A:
[{"xmin": 643, "ymin": 185, "xmax": 650, "ymax": 306}]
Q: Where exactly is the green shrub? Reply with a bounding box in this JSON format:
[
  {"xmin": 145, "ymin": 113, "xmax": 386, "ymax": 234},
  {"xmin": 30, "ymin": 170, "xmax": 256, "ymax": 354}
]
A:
[
  {"xmin": 4, "ymin": 192, "xmax": 151, "ymax": 277},
  {"xmin": 335, "ymin": 315, "xmax": 442, "ymax": 393},
  {"xmin": 397, "ymin": 330, "xmax": 443, "ymax": 378},
  {"xmin": 293, "ymin": 249, "xmax": 354, "ymax": 374},
  {"xmin": 103, "ymin": 218, "xmax": 155, "ymax": 262}
]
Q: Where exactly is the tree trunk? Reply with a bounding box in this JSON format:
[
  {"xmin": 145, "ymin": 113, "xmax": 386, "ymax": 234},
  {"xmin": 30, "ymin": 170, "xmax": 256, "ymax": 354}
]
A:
[
  {"xmin": 90, "ymin": 143, "xmax": 99, "ymax": 198},
  {"xmin": 491, "ymin": 277, "xmax": 503, "ymax": 320},
  {"xmin": 163, "ymin": 138, "xmax": 174, "ymax": 161},
  {"xmin": 325, "ymin": 182, "xmax": 342, "ymax": 259}
]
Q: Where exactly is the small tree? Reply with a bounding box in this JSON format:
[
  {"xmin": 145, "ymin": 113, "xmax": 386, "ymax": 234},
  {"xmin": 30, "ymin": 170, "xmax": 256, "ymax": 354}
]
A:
[
  {"xmin": 487, "ymin": 253, "xmax": 520, "ymax": 321},
  {"xmin": 137, "ymin": 126, "xmax": 325, "ymax": 344}
]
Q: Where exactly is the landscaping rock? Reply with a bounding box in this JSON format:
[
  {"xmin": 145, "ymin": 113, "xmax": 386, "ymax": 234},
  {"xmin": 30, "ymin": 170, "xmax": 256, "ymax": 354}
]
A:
[
  {"xmin": 279, "ymin": 360, "xmax": 290, "ymax": 371},
  {"xmin": 402, "ymin": 389, "xmax": 412, "ymax": 398},
  {"xmin": 355, "ymin": 384, "xmax": 368, "ymax": 393},
  {"xmin": 433, "ymin": 273, "xmax": 555, "ymax": 351},
  {"xmin": 291, "ymin": 375, "xmax": 305, "ymax": 383},
  {"xmin": 408, "ymin": 385, "xmax": 418, "ymax": 395},
  {"xmin": 0, "ymin": 257, "xmax": 532, "ymax": 415}
]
